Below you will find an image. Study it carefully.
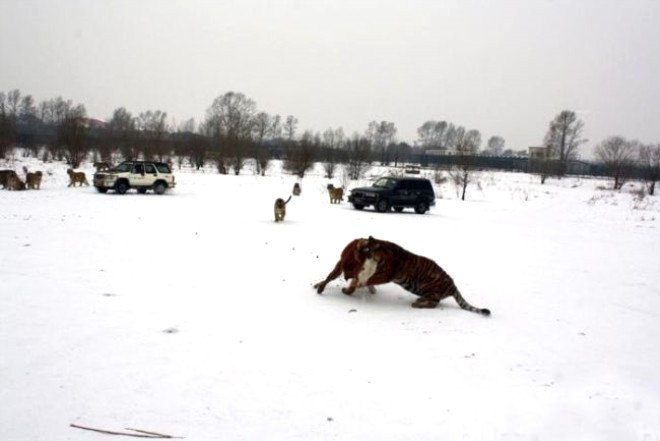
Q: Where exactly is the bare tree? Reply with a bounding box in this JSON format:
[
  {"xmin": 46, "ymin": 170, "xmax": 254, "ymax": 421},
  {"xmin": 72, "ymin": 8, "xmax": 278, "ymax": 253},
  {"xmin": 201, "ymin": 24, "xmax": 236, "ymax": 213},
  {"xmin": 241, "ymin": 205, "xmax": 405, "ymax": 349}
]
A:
[
  {"xmin": 527, "ymin": 146, "xmax": 556, "ymax": 184},
  {"xmin": 283, "ymin": 115, "xmax": 298, "ymax": 141},
  {"xmin": 486, "ymin": 136, "xmax": 505, "ymax": 156},
  {"xmin": 595, "ymin": 136, "xmax": 635, "ymax": 190},
  {"xmin": 58, "ymin": 104, "xmax": 88, "ymax": 168},
  {"xmin": 0, "ymin": 92, "xmax": 17, "ymax": 158},
  {"xmin": 230, "ymin": 139, "xmax": 251, "ymax": 175},
  {"xmin": 638, "ymin": 143, "xmax": 660, "ymax": 195},
  {"xmin": 189, "ymin": 133, "xmax": 210, "ymax": 171},
  {"xmin": 444, "ymin": 124, "xmax": 460, "ymax": 152},
  {"xmin": 448, "ymin": 127, "xmax": 481, "ymax": 201},
  {"xmin": 171, "ymin": 118, "xmax": 204, "ymax": 170},
  {"xmin": 321, "ymin": 127, "xmax": 345, "ymax": 178},
  {"xmin": 204, "ymin": 92, "xmax": 257, "ymax": 174},
  {"xmin": 137, "ymin": 110, "xmax": 169, "ymax": 161},
  {"xmin": 284, "ymin": 130, "xmax": 317, "ymax": 178},
  {"xmin": 543, "ymin": 110, "xmax": 587, "ymax": 176},
  {"xmin": 19, "ymin": 94, "xmax": 39, "ymax": 155},
  {"xmin": 417, "ymin": 120, "xmax": 450, "ymax": 151},
  {"xmin": 199, "ymin": 118, "xmax": 229, "ymax": 174},
  {"xmin": 2, "ymin": 90, "xmax": 41, "ymax": 158},
  {"xmin": 252, "ymin": 112, "xmax": 273, "ymax": 176},
  {"xmin": 387, "ymin": 142, "xmax": 412, "ymax": 167},
  {"xmin": 6, "ymin": 89, "xmax": 21, "ymax": 117},
  {"xmin": 38, "ymin": 96, "xmax": 70, "ymax": 126},
  {"xmin": 109, "ymin": 107, "xmax": 137, "ymax": 160},
  {"xmin": 19, "ymin": 95, "xmax": 37, "ymax": 121},
  {"xmin": 271, "ymin": 114, "xmax": 282, "ymax": 140},
  {"xmin": 173, "ymin": 118, "xmax": 209, "ymax": 172},
  {"xmin": 366, "ymin": 120, "xmax": 397, "ymax": 165},
  {"xmin": 345, "ymin": 133, "xmax": 371, "ymax": 180},
  {"xmin": 36, "ymin": 96, "xmax": 75, "ymax": 161},
  {"xmin": 38, "ymin": 99, "xmax": 52, "ymax": 125}
]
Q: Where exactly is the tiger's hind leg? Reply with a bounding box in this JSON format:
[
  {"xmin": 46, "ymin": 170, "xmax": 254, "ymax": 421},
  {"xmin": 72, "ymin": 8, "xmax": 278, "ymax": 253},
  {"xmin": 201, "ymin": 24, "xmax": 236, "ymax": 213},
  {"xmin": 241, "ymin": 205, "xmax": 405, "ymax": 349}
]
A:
[
  {"xmin": 411, "ymin": 297, "xmax": 440, "ymax": 308},
  {"xmin": 408, "ymin": 281, "xmax": 452, "ymax": 309}
]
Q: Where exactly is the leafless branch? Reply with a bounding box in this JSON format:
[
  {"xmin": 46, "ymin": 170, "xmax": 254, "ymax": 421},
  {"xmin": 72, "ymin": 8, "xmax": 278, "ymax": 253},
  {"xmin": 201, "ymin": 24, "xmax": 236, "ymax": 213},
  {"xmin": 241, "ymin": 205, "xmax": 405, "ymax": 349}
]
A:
[{"xmin": 70, "ymin": 423, "xmax": 183, "ymax": 439}]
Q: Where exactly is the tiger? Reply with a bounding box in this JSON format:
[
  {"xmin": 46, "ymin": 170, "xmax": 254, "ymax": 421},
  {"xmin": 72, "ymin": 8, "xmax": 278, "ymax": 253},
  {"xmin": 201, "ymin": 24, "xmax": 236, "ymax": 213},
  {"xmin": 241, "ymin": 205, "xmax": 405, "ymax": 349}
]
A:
[
  {"xmin": 326, "ymin": 184, "xmax": 344, "ymax": 204},
  {"xmin": 67, "ymin": 168, "xmax": 89, "ymax": 187},
  {"xmin": 26, "ymin": 171, "xmax": 43, "ymax": 190},
  {"xmin": 93, "ymin": 161, "xmax": 111, "ymax": 171},
  {"xmin": 315, "ymin": 236, "xmax": 491, "ymax": 315},
  {"xmin": 0, "ymin": 169, "xmax": 16, "ymax": 189},
  {"xmin": 313, "ymin": 238, "xmax": 379, "ymax": 295},
  {"xmin": 6, "ymin": 172, "xmax": 26, "ymax": 191},
  {"xmin": 274, "ymin": 195, "xmax": 292, "ymax": 222},
  {"xmin": 292, "ymin": 182, "xmax": 301, "ymax": 196}
]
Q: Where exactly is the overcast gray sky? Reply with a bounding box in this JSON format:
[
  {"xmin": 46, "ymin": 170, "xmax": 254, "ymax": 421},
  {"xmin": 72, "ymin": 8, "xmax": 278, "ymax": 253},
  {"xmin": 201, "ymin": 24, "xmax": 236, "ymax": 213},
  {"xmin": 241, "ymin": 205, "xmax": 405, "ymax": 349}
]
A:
[{"xmin": 1, "ymin": 0, "xmax": 659, "ymax": 156}]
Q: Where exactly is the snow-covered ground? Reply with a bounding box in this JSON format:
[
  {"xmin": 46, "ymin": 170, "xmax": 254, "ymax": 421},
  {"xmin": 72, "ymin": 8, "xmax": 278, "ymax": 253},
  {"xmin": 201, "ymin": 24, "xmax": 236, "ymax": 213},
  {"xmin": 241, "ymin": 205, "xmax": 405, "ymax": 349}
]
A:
[{"xmin": 1, "ymin": 156, "xmax": 659, "ymax": 440}]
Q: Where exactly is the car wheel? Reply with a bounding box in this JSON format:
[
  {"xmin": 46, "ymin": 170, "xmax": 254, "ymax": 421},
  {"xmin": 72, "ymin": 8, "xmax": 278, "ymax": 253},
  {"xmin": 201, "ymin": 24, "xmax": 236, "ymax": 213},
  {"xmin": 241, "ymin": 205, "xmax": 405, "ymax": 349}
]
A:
[
  {"xmin": 394, "ymin": 207, "xmax": 404, "ymax": 212},
  {"xmin": 95, "ymin": 187, "xmax": 108, "ymax": 194},
  {"xmin": 154, "ymin": 182, "xmax": 167, "ymax": 195},
  {"xmin": 353, "ymin": 204, "xmax": 365, "ymax": 210},
  {"xmin": 414, "ymin": 201, "xmax": 428, "ymax": 214},
  {"xmin": 375, "ymin": 199, "xmax": 389, "ymax": 213},
  {"xmin": 115, "ymin": 180, "xmax": 128, "ymax": 194}
]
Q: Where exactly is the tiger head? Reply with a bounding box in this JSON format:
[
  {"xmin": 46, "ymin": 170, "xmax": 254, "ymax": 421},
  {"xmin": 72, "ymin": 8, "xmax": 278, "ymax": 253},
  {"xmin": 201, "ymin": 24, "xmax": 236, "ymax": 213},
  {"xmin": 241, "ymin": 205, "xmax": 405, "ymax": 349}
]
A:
[{"xmin": 355, "ymin": 236, "xmax": 387, "ymax": 262}]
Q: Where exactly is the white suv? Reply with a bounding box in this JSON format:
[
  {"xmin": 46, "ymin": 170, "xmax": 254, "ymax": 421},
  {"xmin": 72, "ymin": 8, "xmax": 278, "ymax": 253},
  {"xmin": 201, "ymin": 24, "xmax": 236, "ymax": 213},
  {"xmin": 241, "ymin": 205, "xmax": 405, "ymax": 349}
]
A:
[{"xmin": 93, "ymin": 161, "xmax": 176, "ymax": 194}]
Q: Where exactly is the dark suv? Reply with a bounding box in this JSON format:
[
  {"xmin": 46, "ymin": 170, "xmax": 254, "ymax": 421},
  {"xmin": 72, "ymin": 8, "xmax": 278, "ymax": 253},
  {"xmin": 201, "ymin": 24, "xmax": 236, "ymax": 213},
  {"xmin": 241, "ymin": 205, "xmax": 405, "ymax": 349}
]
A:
[{"xmin": 348, "ymin": 176, "xmax": 436, "ymax": 214}]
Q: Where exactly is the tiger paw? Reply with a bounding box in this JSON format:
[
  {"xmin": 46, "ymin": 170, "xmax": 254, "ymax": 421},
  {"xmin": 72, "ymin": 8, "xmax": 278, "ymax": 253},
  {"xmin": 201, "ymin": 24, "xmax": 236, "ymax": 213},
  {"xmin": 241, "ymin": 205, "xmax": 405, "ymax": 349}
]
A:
[{"xmin": 341, "ymin": 287, "xmax": 356, "ymax": 295}]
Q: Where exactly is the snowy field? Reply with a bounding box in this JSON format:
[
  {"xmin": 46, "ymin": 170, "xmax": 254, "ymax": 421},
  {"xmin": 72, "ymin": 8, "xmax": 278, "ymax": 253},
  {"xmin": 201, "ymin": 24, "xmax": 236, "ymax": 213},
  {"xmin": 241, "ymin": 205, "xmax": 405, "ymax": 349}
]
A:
[{"xmin": 1, "ymin": 156, "xmax": 660, "ymax": 440}]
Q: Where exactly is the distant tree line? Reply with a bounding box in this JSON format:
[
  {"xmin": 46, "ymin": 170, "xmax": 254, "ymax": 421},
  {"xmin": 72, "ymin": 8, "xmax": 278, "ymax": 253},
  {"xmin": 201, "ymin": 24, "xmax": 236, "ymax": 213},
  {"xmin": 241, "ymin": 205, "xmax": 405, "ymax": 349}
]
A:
[
  {"xmin": 0, "ymin": 89, "xmax": 413, "ymax": 179},
  {"xmin": 530, "ymin": 110, "xmax": 659, "ymax": 194},
  {"xmin": 1, "ymin": 89, "xmax": 658, "ymax": 193}
]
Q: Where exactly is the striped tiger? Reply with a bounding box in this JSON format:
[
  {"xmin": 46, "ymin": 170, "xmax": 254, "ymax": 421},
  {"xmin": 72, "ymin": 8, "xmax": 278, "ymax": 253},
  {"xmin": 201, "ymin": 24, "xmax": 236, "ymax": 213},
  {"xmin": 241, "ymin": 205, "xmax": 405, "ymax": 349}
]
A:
[{"xmin": 320, "ymin": 236, "xmax": 491, "ymax": 316}]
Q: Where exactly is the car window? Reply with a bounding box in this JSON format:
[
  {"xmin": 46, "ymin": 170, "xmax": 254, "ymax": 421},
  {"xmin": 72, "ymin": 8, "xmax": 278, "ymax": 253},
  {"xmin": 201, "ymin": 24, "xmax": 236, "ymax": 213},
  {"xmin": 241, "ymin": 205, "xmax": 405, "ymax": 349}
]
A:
[
  {"xmin": 373, "ymin": 178, "xmax": 396, "ymax": 189},
  {"xmin": 133, "ymin": 164, "xmax": 145, "ymax": 174},
  {"xmin": 155, "ymin": 164, "xmax": 171, "ymax": 174},
  {"xmin": 114, "ymin": 163, "xmax": 132, "ymax": 172},
  {"xmin": 407, "ymin": 180, "xmax": 431, "ymax": 190},
  {"xmin": 144, "ymin": 164, "xmax": 156, "ymax": 174}
]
